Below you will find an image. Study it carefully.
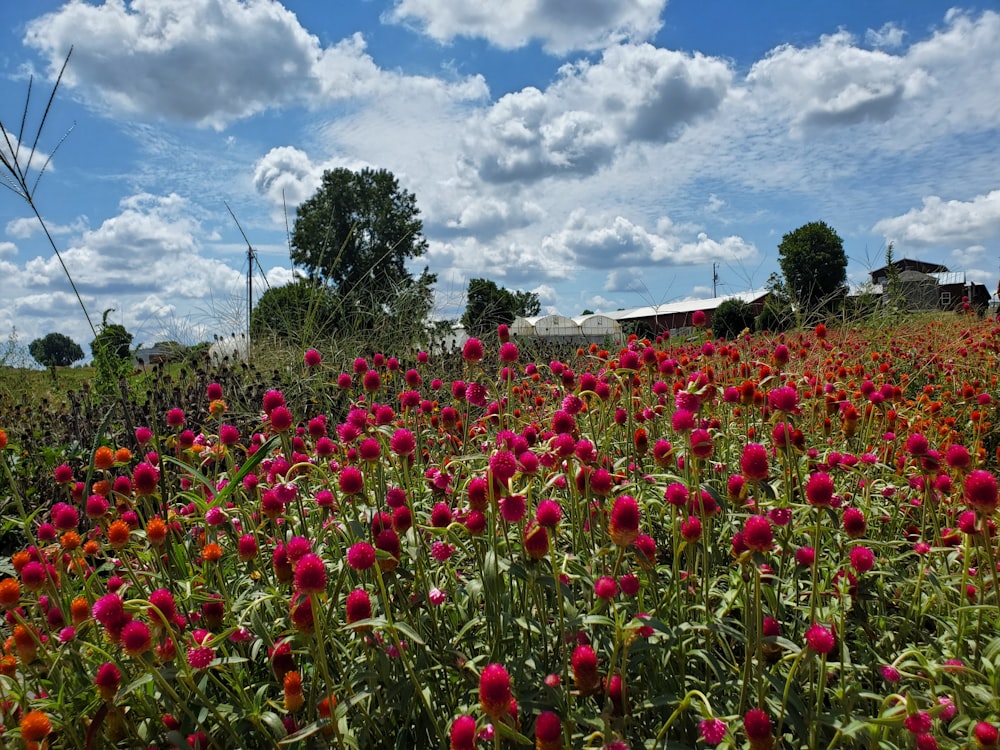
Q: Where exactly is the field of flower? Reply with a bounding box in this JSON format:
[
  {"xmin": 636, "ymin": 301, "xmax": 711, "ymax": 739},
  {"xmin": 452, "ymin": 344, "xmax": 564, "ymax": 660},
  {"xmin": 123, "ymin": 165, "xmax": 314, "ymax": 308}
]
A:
[{"xmin": 2, "ymin": 314, "xmax": 1000, "ymax": 749}]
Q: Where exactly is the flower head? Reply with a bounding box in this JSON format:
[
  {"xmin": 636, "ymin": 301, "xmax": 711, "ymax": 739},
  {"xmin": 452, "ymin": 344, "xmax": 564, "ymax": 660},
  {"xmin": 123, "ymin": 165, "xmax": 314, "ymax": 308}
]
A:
[
  {"xmin": 609, "ymin": 495, "xmax": 641, "ymax": 547},
  {"xmin": 479, "ymin": 663, "xmax": 513, "ymax": 719}
]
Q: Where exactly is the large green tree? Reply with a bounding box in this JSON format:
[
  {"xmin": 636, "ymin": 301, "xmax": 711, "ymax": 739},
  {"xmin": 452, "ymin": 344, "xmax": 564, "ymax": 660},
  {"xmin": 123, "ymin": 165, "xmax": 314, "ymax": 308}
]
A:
[
  {"xmin": 777, "ymin": 221, "xmax": 847, "ymax": 313},
  {"xmin": 250, "ymin": 279, "xmax": 344, "ymax": 343},
  {"xmin": 90, "ymin": 310, "xmax": 134, "ymax": 393},
  {"xmin": 29, "ymin": 332, "xmax": 84, "ymax": 368},
  {"xmin": 462, "ymin": 278, "xmax": 541, "ymax": 338},
  {"xmin": 290, "ymin": 167, "xmax": 435, "ymax": 333}
]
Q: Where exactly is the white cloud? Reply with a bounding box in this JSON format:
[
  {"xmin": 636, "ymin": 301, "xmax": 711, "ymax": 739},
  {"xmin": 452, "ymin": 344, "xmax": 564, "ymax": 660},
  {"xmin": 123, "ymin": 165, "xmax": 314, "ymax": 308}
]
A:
[
  {"xmin": 445, "ymin": 197, "xmax": 545, "ymax": 236},
  {"xmin": 461, "ymin": 43, "xmax": 732, "ymax": 183},
  {"xmin": 6, "ymin": 215, "xmax": 88, "ymax": 240},
  {"xmin": 873, "ymin": 190, "xmax": 1000, "ymax": 246},
  {"xmin": 0, "ymin": 242, "xmax": 17, "ymax": 257},
  {"xmin": 23, "ymin": 0, "xmax": 485, "ymax": 129},
  {"xmin": 387, "ymin": 0, "xmax": 666, "ymax": 54},
  {"xmin": 866, "ymin": 22, "xmax": 906, "ymax": 49}
]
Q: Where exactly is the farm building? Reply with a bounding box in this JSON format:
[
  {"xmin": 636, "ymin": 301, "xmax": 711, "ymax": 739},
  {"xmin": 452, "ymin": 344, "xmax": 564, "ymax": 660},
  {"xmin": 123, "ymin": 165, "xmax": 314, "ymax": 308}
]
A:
[
  {"xmin": 867, "ymin": 260, "xmax": 991, "ymax": 313},
  {"xmin": 510, "ymin": 314, "xmax": 624, "ymax": 344},
  {"xmin": 601, "ymin": 289, "xmax": 770, "ymax": 337}
]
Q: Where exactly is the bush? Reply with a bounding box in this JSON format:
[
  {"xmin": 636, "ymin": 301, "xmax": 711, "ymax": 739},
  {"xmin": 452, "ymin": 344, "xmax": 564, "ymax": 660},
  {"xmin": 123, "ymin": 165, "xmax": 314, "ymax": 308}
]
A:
[{"xmin": 711, "ymin": 298, "xmax": 756, "ymax": 339}]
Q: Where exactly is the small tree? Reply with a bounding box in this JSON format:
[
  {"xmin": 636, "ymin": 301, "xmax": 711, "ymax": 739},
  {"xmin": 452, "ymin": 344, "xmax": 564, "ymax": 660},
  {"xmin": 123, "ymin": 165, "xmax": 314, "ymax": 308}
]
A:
[
  {"xmin": 462, "ymin": 279, "xmax": 540, "ymax": 338},
  {"xmin": 250, "ymin": 279, "xmax": 343, "ymax": 344},
  {"xmin": 290, "ymin": 167, "xmax": 436, "ymax": 339},
  {"xmin": 90, "ymin": 309, "xmax": 133, "ymax": 394},
  {"xmin": 777, "ymin": 221, "xmax": 847, "ymax": 315},
  {"xmin": 712, "ymin": 299, "xmax": 756, "ymax": 340},
  {"xmin": 29, "ymin": 332, "xmax": 83, "ymax": 368}
]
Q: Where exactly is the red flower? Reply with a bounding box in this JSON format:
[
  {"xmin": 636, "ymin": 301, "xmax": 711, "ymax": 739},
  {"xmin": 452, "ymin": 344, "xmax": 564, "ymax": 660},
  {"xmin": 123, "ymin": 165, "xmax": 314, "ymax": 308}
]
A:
[
  {"xmin": 743, "ymin": 708, "xmax": 772, "ymax": 749},
  {"xmin": 535, "ymin": 711, "xmax": 561, "ymax": 750},
  {"xmin": 132, "ymin": 462, "xmax": 159, "ymax": 496},
  {"xmin": 975, "ymin": 721, "xmax": 999, "ymax": 748},
  {"xmin": 609, "ymin": 495, "xmax": 640, "ymax": 547},
  {"xmin": 594, "ymin": 576, "xmax": 618, "ymax": 600},
  {"xmin": 347, "ymin": 542, "xmax": 376, "ymax": 571},
  {"xmin": 743, "ymin": 515, "xmax": 774, "ymax": 552},
  {"xmin": 571, "ymin": 644, "xmax": 601, "ymax": 695},
  {"xmin": 523, "ymin": 523, "xmax": 549, "ymax": 560},
  {"xmin": 462, "ymin": 338, "xmax": 484, "ymax": 362},
  {"xmin": 804, "ymin": 623, "xmax": 835, "ymax": 654},
  {"xmin": 842, "ymin": 507, "xmax": 866, "ymax": 538},
  {"xmin": 121, "ymin": 620, "xmax": 152, "ymax": 657},
  {"xmin": 345, "ymin": 589, "xmax": 371, "ymax": 625},
  {"xmin": 294, "ymin": 553, "xmax": 327, "ymax": 595},
  {"xmin": 269, "ymin": 406, "xmax": 294, "ymax": 433},
  {"xmin": 390, "ymin": 429, "xmax": 416, "ymax": 456},
  {"xmin": 165, "ymin": 408, "xmax": 185, "ymax": 428},
  {"xmin": 479, "ymin": 663, "xmax": 513, "ymax": 719},
  {"xmin": 805, "ymin": 471, "xmax": 835, "ymax": 508},
  {"xmin": 450, "ymin": 715, "xmax": 477, "ymax": 750},
  {"xmin": 740, "ymin": 443, "xmax": 769, "ymax": 481},
  {"xmin": 849, "ymin": 546, "xmax": 875, "ymax": 573},
  {"xmin": 95, "ymin": 662, "xmax": 121, "ymax": 701},
  {"xmin": 304, "ymin": 348, "xmax": 322, "ymax": 367},
  {"xmin": 339, "ymin": 466, "xmax": 365, "ymax": 495},
  {"xmin": 965, "ymin": 470, "xmax": 999, "ymax": 514},
  {"xmin": 535, "ymin": 500, "xmax": 562, "ymax": 527}
]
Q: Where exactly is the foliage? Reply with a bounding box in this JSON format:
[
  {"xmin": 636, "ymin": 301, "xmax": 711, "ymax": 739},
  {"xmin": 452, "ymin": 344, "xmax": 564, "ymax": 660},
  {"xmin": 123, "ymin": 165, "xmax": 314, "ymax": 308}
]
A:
[
  {"xmin": 2, "ymin": 315, "xmax": 1000, "ymax": 748},
  {"xmin": 711, "ymin": 298, "xmax": 755, "ymax": 340},
  {"xmin": 89, "ymin": 309, "xmax": 134, "ymax": 394},
  {"xmin": 250, "ymin": 279, "xmax": 343, "ymax": 344},
  {"xmin": 777, "ymin": 220, "xmax": 847, "ymax": 315},
  {"xmin": 461, "ymin": 278, "xmax": 541, "ymax": 338},
  {"xmin": 755, "ymin": 272, "xmax": 796, "ymax": 333},
  {"xmin": 28, "ymin": 332, "xmax": 84, "ymax": 368},
  {"xmin": 289, "ymin": 167, "xmax": 436, "ymax": 337}
]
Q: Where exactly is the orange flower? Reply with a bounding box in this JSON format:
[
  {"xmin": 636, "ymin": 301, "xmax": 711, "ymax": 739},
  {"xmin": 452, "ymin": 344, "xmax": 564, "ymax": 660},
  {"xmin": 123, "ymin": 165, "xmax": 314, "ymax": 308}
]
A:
[
  {"xmin": 91, "ymin": 479, "xmax": 111, "ymax": 497},
  {"xmin": 20, "ymin": 709, "xmax": 52, "ymax": 742},
  {"xmin": 94, "ymin": 446, "xmax": 115, "ymax": 471},
  {"xmin": 0, "ymin": 577, "xmax": 20, "ymax": 609},
  {"xmin": 61, "ymin": 531, "xmax": 81, "ymax": 551},
  {"xmin": 146, "ymin": 518, "xmax": 168, "ymax": 546},
  {"xmin": 202, "ymin": 543, "xmax": 223, "ymax": 563},
  {"xmin": 83, "ymin": 540, "xmax": 100, "ymax": 556},
  {"xmin": 114, "ymin": 447, "xmax": 132, "ymax": 464},
  {"xmin": 283, "ymin": 671, "xmax": 304, "ymax": 712},
  {"xmin": 11, "ymin": 550, "xmax": 30, "ymax": 573},
  {"xmin": 13, "ymin": 624, "xmax": 38, "ymax": 663},
  {"xmin": 0, "ymin": 654, "xmax": 16, "ymax": 676},
  {"xmin": 0, "ymin": 428, "xmax": 7, "ymax": 450},
  {"xmin": 70, "ymin": 596, "xmax": 90, "ymax": 625},
  {"xmin": 107, "ymin": 520, "xmax": 131, "ymax": 549},
  {"xmin": 209, "ymin": 399, "xmax": 227, "ymax": 416}
]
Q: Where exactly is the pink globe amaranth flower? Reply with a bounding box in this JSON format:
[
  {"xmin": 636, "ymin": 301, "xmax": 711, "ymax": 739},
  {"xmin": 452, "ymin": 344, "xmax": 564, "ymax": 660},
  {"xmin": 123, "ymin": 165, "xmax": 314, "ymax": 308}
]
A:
[
  {"xmin": 135, "ymin": 426, "xmax": 153, "ymax": 445},
  {"xmin": 743, "ymin": 515, "xmax": 774, "ymax": 552},
  {"xmin": 849, "ymin": 546, "xmax": 875, "ymax": 573},
  {"xmin": 691, "ymin": 309, "xmax": 706, "ymax": 327},
  {"xmin": 975, "ymin": 722, "xmax": 999, "ymax": 748},
  {"xmin": 450, "ymin": 715, "xmax": 477, "ymax": 750},
  {"xmin": 347, "ymin": 542, "xmax": 376, "ymax": 571},
  {"xmin": 880, "ymin": 665, "xmax": 901, "ymax": 683},
  {"xmin": 132, "ymin": 461, "xmax": 160, "ymax": 500},
  {"xmin": 339, "ymin": 466, "xmax": 364, "ymax": 495},
  {"xmin": 362, "ymin": 370, "xmax": 381, "ymax": 393},
  {"xmin": 303, "ymin": 348, "xmax": 322, "ymax": 368},
  {"xmin": 358, "ymin": 437, "xmax": 381, "ymax": 462},
  {"xmin": 965, "ymin": 469, "xmax": 999, "ymax": 514},
  {"xmin": 905, "ymin": 432, "xmax": 930, "ymax": 456},
  {"xmin": 689, "ymin": 428, "xmax": 713, "ymax": 459},
  {"xmin": 805, "ymin": 471, "xmax": 835, "ymax": 508},
  {"xmin": 53, "ymin": 464, "xmax": 74, "ymax": 484},
  {"xmin": 609, "ymin": 495, "xmax": 641, "ymax": 547},
  {"xmin": 571, "ymin": 644, "xmax": 601, "ymax": 694},
  {"xmin": 269, "ymin": 406, "xmax": 294, "ymax": 433},
  {"xmin": 805, "ymin": 623, "xmax": 835, "ymax": 654},
  {"xmin": 500, "ymin": 494, "xmax": 527, "ymax": 523},
  {"xmin": 95, "ymin": 661, "xmax": 121, "ymax": 701},
  {"xmin": 187, "ymin": 646, "xmax": 215, "ymax": 670},
  {"xmin": 206, "ymin": 382, "xmax": 223, "ymax": 400},
  {"xmin": 740, "ymin": 442, "xmax": 769, "ymax": 481},
  {"xmin": 795, "ymin": 546, "xmax": 816, "ymax": 567},
  {"xmin": 536, "ymin": 499, "xmax": 562, "ymax": 527},
  {"xmin": 681, "ymin": 515, "xmax": 702, "ymax": 542},
  {"xmin": 767, "ymin": 385, "xmax": 798, "ymax": 413},
  {"xmin": 498, "ymin": 341, "xmax": 519, "ymax": 363},
  {"xmin": 535, "ymin": 711, "xmax": 561, "ymax": 747},
  {"xmin": 165, "ymin": 408, "xmax": 185, "ymax": 428},
  {"xmin": 594, "ymin": 576, "xmax": 618, "ymax": 600},
  {"xmin": 551, "ymin": 410, "xmax": 577, "ymax": 435},
  {"xmin": 51, "ymin": 502, "xmax": 79, "ymax": 531},
  {"xmin": 633, "ymin": 534, "xmax": 656, "ymax": 567},
  {"xmin": 842, "ymin": 507, "xmax": 867, "ymax": 538},
  {"xmin": 489, "ymin": 450, "xmax": 518, "ymax": 483},
  {"xmin": 389, "ymin": 428, "xmax": 416, "ymax": 457},
  {"xmin": 700, "ymin": 718, "xmax": 727, "ymax": 746},
  {"xmin": 945, "ymin": 443, "xmax": 971, "ymax": 471},
  {"xmin": 619, "ymin": 573, "xmax": 640, "ymax": 596},
  {"xmin": 121, "ymin": 620, "xmax": 152, "ymax": 657},
  {"xmin": 345, "ymin": 588, "xmax": 372, "ymax": 625},
  {"xmin": 148, "ymin": 588, "xmax": 177, "ymax": 624},
  {"xmin": 462, "ymin": 338, "xmax": 484, "ymax": 362},
  {"xmin": 479, "ymin": 663, "xmax": 512, "ymax": 720},
  {"xmin": 743, "ymin": 708, "xmax": 772, "ymax": 747},
  {"xmin": 671, "ymin": 408, "xmax": 696, "ymax": 432},
  {"xmin": 294, "ymin": 554, "xmax": 327, "ymax": 595},
  {"xmin": 904, "ymin": 711, "xmax": 933, "ymax": 735}
]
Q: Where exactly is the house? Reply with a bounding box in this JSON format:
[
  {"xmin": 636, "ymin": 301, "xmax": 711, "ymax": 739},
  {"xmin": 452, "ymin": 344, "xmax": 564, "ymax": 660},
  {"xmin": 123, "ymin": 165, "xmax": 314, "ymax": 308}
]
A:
[
  {"xmin": 601, "ymin": 289, "xmax": 770, "ymax": 337},
  {"xmin": 868, "ymin": 259, "xmax": 991, "ymax": 314}
]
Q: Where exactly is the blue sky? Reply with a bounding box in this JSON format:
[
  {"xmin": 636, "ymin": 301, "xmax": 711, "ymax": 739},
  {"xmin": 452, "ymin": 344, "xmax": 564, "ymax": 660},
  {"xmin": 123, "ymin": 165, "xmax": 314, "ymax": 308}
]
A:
[{"xmin": 2, "ymin": 1, "xmax": 998, "ymax": 353}]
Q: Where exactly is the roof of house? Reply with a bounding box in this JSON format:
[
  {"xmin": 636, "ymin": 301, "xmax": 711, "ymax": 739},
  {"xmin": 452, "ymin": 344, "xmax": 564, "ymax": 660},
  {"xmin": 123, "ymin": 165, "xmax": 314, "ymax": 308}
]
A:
[{"xmin": 599, "ymin": 289, "xmax": 770, "ymax": 322}]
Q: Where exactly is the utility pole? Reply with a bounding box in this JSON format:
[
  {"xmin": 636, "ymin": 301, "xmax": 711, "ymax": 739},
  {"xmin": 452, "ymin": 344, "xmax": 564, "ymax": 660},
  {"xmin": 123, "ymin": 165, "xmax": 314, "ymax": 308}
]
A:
[{"xmin": 712, "ymin": 262, "xmax": 719, "ymax": 298}]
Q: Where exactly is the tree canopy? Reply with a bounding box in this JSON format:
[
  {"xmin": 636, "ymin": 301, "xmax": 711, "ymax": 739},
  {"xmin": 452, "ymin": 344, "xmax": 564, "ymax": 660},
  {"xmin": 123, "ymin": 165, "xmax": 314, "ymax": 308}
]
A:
[
  {"xmin": 250, "ymin": 279, "xmax": 344, "ymax": 343},
  {"xmin": 712, "ymin": 299, "xmax": 756, "ymax": 340},
  {"xmin": 462, "ymin": 278, "xmax": 541, "ymax": 338},
  {"xmin": 777, "ymin": 221, "xmax": 847, "ymax": 313},
  {"xmin": 29, "ymin": 332, "xmax": 83, "ymax": 368}
]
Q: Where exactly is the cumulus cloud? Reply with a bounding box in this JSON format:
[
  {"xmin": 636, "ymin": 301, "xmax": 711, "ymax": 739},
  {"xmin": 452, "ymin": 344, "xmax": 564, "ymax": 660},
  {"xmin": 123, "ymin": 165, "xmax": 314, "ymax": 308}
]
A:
[
  {"xmin": 1, "ymin": 192, "xmax": 248, "ymax": 348},
  {"xmin": 387, "ymin": 0, "xmax": 666, "ymax": 54},
  {"xmin": 866, "ymin": 22, "xmax": 906, "ymax": 49},
  {"xmin": 873, "ymin": 190, "xmax": 1000, "ymax": 246},
  {"xmin": 22, "ymin": 0, "xmax": 485, "ymax": 129},
  {"xmin": 543, "ymin": 210, "xmax": 757, "ymax": 270},
  {"xmin": 0, "ymin": 242, "xmax": 17, "ymax": 257},
  {"xmin": 6, "ymin": 215, "xmax": 88, "ymax": 240},
  {"xmin": 445, "ymin": 197, "xmax": 545, "ymax": 236},
  {"xmin": 461, "ymin": 43, "xmax": 732, "ymax": 183}
]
